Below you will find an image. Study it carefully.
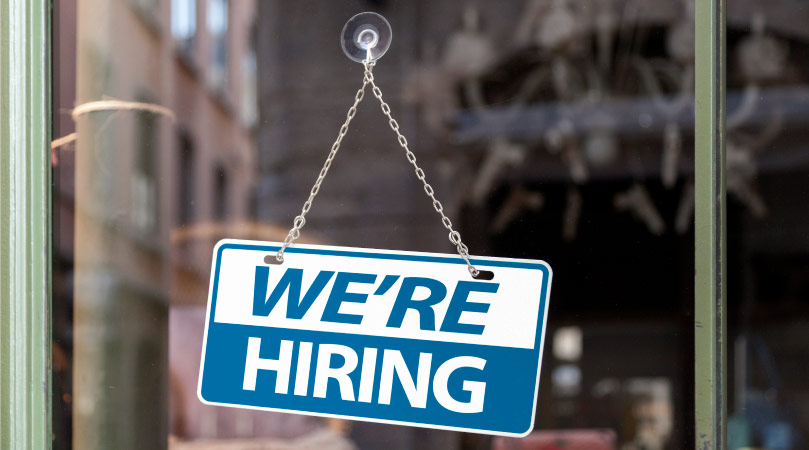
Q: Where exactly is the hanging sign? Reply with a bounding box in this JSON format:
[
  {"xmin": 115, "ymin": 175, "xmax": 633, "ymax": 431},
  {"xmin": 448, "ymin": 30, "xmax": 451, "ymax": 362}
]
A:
[{"xmin": 198, "ymin": 239, "xmax": 552, "ymax": 436}]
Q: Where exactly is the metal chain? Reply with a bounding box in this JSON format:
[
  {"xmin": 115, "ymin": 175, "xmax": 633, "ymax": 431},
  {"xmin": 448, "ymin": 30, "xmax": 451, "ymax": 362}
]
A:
[
  {"xmin": 277, "ymin": 60, "xmax": 479, "ymax": 278},
  {"xmin": 275, "ymin": 70, "xmax": 370, "ymax": 262},
  {"xmin": 362, "ymin": 62, "xmax": 479, "ymax": 277}
]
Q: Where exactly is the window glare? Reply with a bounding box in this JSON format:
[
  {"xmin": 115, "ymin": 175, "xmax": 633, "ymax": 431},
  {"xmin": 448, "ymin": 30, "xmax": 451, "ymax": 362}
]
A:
[
  {"xmin": 207, "ymin": 0, "xmax": 227, "ymax": 35},
  {"xmin": 171, "ymin": 0, "xmax": 195, "ymax": 40}
]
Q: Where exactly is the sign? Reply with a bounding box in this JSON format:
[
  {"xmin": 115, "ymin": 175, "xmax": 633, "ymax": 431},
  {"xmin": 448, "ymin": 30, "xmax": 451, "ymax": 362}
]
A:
[{"xmin": 198, "ymin": 239, "xmax": 552, "ymax": 436}]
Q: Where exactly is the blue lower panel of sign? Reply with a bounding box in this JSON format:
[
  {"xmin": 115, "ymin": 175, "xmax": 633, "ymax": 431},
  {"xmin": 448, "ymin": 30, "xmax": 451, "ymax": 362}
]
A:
[{"xmin": 199, "ymin": 323, "xmax": 540, "ymax": 435}]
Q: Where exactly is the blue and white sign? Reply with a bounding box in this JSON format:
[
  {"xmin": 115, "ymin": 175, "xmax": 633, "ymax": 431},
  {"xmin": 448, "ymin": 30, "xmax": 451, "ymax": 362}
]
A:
[{"xmin": 198, "ymin": 239, "xmax": 552, "ymax": 436}]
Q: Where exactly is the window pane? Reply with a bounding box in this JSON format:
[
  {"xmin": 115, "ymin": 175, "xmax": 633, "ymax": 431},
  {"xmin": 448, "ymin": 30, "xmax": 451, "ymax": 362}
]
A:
[
  {"xmin": 53, "ymin": 1, "xmax": 697, "ymax": 449},
  {"xmin": 177, "ymin": 131, "xmax": 195, "ymax": 225},
  {"xmin": 171, "ymin": 0, "xmax": 196, "ymax": 54},
  {"xmin": 207, "ymin": 0, "xmax": 228, "ymax": 90},
  {"xmin": 726, "ymin": 2, "xmax": 809, "ymax": 449}
]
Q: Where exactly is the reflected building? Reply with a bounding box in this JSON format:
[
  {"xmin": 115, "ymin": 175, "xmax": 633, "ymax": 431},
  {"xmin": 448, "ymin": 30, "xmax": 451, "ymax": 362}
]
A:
[
  {"xmin": 54, "ymin": 0, "xmax": 262, "ymax": 448},
  {"xmin": 49, "ymin": 0, "xmax": 809, "ymax": 449}
]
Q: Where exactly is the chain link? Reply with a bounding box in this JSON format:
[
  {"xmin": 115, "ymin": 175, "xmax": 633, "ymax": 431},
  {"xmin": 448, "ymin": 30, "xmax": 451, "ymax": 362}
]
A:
[{"xmin": 277, "ymin": 60, "xmax": 479, "ymax": 278}]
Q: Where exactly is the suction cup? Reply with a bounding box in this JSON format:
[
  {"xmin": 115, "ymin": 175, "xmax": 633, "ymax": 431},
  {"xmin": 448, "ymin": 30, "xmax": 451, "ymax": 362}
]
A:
[{"xmin": 341, "ymin": 12, "xmax": 392, "ymax": 63}]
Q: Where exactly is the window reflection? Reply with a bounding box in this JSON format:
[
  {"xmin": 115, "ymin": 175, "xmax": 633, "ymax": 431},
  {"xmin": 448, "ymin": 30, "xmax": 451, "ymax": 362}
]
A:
[
  {"xmin": 49, "ymin": 0, "xmax": 809, "ymax": 449},
  {"xmin": 171, "ymin": 0, "xmax": 196, "ymax": 55},
  {"xmin": 213, "ymin": 163, "xmax": 228, "ymax": 222},
  {"xmin": 177, "ymin": 131, "xmax": 195, "ymax": 226},
  {"xmin": 56, "ymin": 1, "xmax": 695, "ymax": 449},
  {"xmin": 725, "ymin": 2, "xmax": 809, "ymax": 449},
  {"xmin": 133, "ymin": 94, "xmax": 159, "ymax": 232},
  {"xmin": 207, "ymin": 0, "xmax": 228, "ymax": 90},
  {"xmin": 55, "ymin": 0, "xmax": 693, "ymax": 449}
]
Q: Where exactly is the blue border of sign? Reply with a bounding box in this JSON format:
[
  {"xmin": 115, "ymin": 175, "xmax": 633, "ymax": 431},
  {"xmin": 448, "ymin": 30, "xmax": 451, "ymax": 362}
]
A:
[{"xmin": 198, "ymin": 239, "xmax": 552, "ymax": 437}]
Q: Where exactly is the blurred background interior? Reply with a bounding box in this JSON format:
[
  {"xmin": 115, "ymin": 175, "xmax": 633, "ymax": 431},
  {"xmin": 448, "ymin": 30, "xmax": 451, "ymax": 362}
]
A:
[{"xmin": 51, "ymin": 0, "xmax": 809, "ymax": 449}]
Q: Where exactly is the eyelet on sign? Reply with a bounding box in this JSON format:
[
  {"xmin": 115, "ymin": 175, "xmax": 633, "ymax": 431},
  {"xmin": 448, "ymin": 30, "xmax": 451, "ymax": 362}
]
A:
[
  {"xmin": 263, "ymin": 254, "xmax": 284, "ymax": 265},
  {"xmin": 473, "ymin": 270, "xmax": 495, "ymax": 280}
]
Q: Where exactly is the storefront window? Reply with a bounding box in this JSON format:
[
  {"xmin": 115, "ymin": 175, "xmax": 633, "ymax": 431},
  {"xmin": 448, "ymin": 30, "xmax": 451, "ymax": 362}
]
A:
[
  {"xmin": 725, "ymin": 2, "xmax": 809, "ymax": 449},
  {"xmin": 40, "ymin": 0, "xmax": 801, "ymax": 449}
]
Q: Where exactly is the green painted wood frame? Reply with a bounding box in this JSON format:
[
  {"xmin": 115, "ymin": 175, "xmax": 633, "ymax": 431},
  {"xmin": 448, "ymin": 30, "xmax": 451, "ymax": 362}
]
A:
[
  {"xmin": 0, "ymin": 0, "xmax": 727, "ymax": 448},
  {"xmin": 694, "ymin": 0, "xmax": 727, "ymax": 448},
  {"xmin": 0, "ymin": 0, "xmax": 51, "ymax": 449}
]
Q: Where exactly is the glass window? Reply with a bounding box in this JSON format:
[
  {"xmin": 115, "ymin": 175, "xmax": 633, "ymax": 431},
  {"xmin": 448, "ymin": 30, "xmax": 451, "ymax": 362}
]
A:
[
  {"xmin": 177, "ymin": 131, "xmax": 195, "ymax": 225},
  {"xmin": 240, "ymin": 22, "xmax": 258, "ymax": 127},
  {"xmin": 132, "ymin": 93, "xmax": 160, "ymax": 232},
  {"xmin": 725, "ymin": 2, "xmax": 809, "ymax": 449},
  {"xmin": 171, "ymin": 0, "xmax": 196, "ymax": 55},
  {"xmin": 213, "ymin": 163, "xmax": 228, "ymax": 221},
  {"xmin": 51, "ymin": 1, "xmax": 713, "ymax": 449},
  {"xmin": 207, "ymin": 0, "xmax": 228, "ymax": 90}
]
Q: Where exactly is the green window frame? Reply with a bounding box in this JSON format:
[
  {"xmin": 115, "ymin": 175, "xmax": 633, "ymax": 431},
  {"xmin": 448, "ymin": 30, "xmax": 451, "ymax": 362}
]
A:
[
  {"xmin": 694, "ymin": 0, "xmax": 727, "ymax": 448},
  {"xmin": 0, "ymin": 0, "xmax": 728, "ymax": 448},
  {"xmin": 1, "ymin": 0, "xmax": 51, "ymax": 448}
]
